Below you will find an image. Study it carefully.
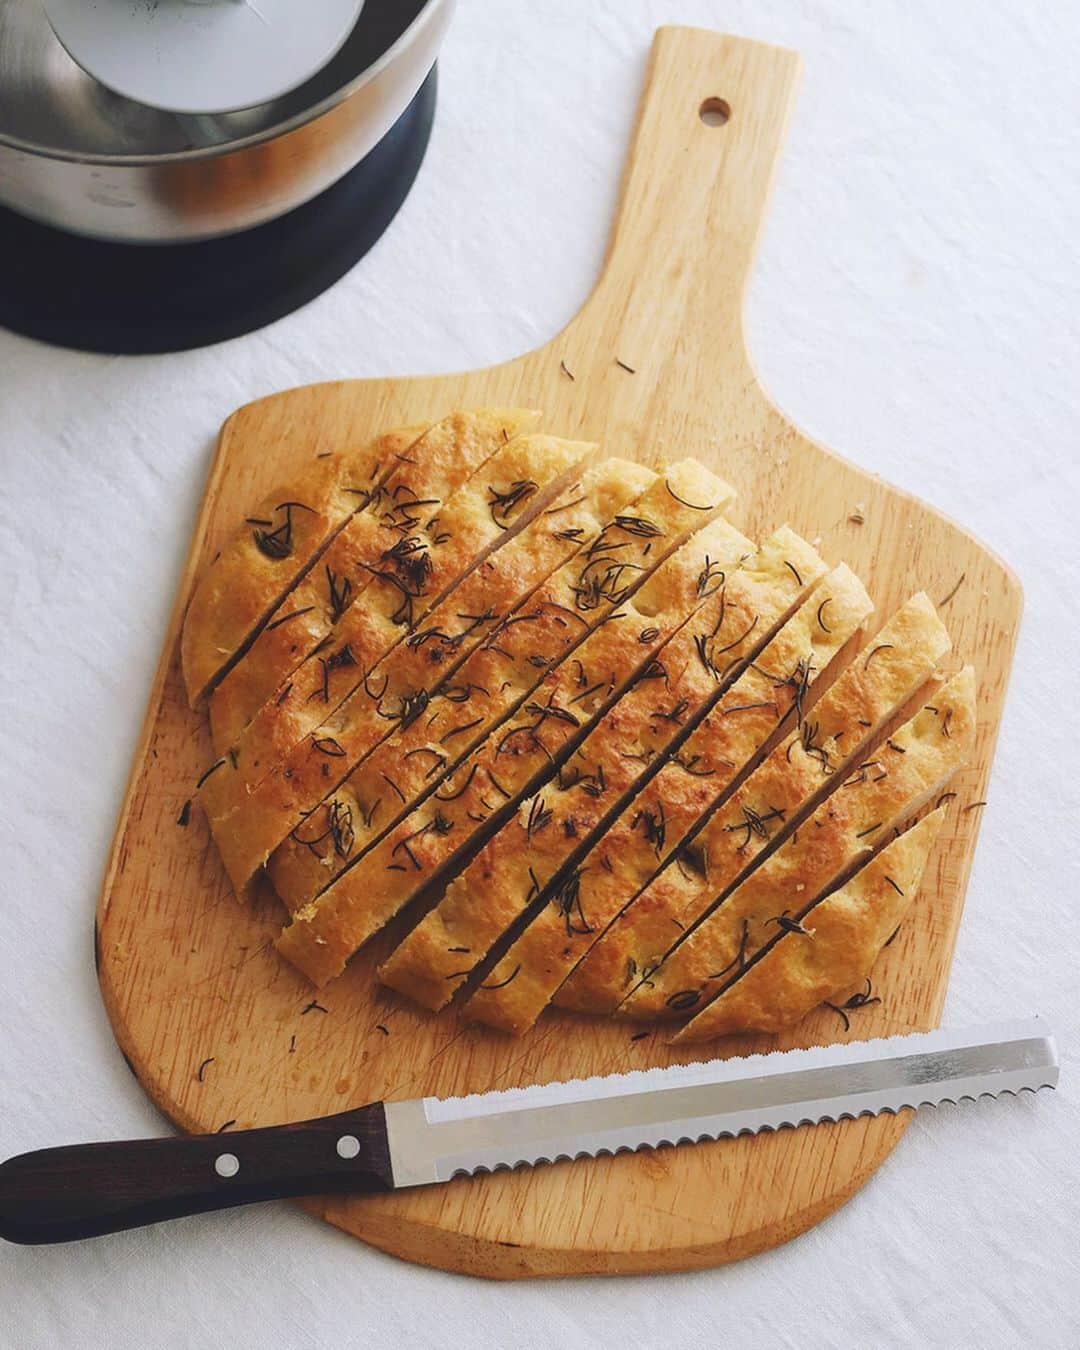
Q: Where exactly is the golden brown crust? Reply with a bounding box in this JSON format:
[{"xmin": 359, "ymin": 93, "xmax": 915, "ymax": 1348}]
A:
[
  {"xmin": 264, "ymin": 463, "xmax": 645, "ymax": 911},
  {"xmin": 216, "ymin": 459, "xmax": 733, "ymax": 900},
  {"xmin": 461, "ymin": 560, "xmax": 871, "ymax": 1033},
  {"xmin": 180, "ymin": 427, "xmax": 422, "ymax": 709},
  {"xmin": 246, "ymin": 455, "xmax": 646, "ymax": 904},
  {"xmin": 199, "ymin": 432, "xmax": 591, "ymax": 826},
  {"xmin": 620, "ymin": 666, "xmax": 975, "ymax": 1021},
  {"xmin": 205, "ymin": 412, "xmax": 552, "ymax": 754},
  {"xmin": 672, "ymin": 809, "xmax": 945, "ymax": 1041},
  {"xmin": 183, "ymin": 411, "xmax": 974, "ymax": 1042},
  {"xmin": 554, "ymin": 592, "xmax": 951, "ymax": 1016},
  {"xmin": 221, "ymin": 457, "xmax": 660, "ymax": 900},
  {"xmin": 378, "ymin": 519, "xmax": 778, "ymax": 1012},
  {"xmin": 275, "ymin": 503, "xmax": 743, "ymax": 985}
]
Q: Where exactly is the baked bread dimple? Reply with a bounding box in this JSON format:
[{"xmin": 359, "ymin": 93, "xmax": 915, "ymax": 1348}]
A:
[
  {"xmin": 620, "ymin": 665, "xmax": 975, "ymax": 1022},
  {"xmin": 458, "ymin": 561, "xmax": 873, "ymax": 1034},
  {"xmin": 205, "ymin": 410, "xmax": 551, "ymax": 755},
  {"xmin": 672, "ymin": 808, "xmax": 945, "ymax": 1041},
  {"xmin": 274, "ymin": 509, "xmax": 746, "ymax": 986},
  {"xmin": 213, "ymin": 458, "xmax": 735, "ymax": 899},
  {"xmin": 199, "ymin": 432, "xmax": 591, "ymax": 824},
  {"xmin": 180, "ymin": 424, "xmax": 426, "ymax": 709},
  {"xmin": 554, "ymin": 592, "xmax": 950, "ymax": 1017},
  {"xmin": 378, "ymin": 527, "xmax": 830, "ymax": 1016},
  {"xmin": 264, "ymin": 457, "xmax": 654, "ymax": 911}
]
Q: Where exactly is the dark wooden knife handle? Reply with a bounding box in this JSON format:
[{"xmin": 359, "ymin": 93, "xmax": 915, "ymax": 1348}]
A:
[{"xmin": 0, "ymin": 1103, "xmax": 393, "ymax": 1245}]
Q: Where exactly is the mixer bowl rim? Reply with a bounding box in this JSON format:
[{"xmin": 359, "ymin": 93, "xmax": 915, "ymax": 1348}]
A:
[{"xmin": 0, "ymin": 0, "xmax": 445, "ymax": 166}]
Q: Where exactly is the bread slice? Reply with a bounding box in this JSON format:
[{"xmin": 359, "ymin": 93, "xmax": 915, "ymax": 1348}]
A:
[
  {"xmin": 220, "ymin": 457, "xmax": 677, "ymax": 899},
  {"xmin": 457, "ymin": 562, "xmax": 873, "ymax": 1033},
  {"xmin": 206, "ymin": 411, "xmax": 553, "ymax": 754},
  {"xmin": 180, "ymin": 423, "xmax": 428, "ymax": 708},
  {"xmin": 672, "ymin": 808, "xmax": 945, "ymax": 1041},
  {"xmin": 380, "ymin": 528, "xmax": 832, "ymax": 1015},
  {"xmin": 263, "ymin": 458, "xmax": 653, "ymax": 910},
  {"xmin": 199, "ymin": 432, "xmax": 590, "ymax": 826},
  {"xmin": 214, "ymin": 459, "xmax": 736, "ymax": 896},
  {"xmin": 554, "ymin": 593, "xmax": 951, "ymax": 1016},
  {"xmin": 620, "ymin": 666, "xmax": 975, "ymax": 1021},
  {"xmin": 275, "ymin": 510, "xmax": 750, "ymax": 985}
]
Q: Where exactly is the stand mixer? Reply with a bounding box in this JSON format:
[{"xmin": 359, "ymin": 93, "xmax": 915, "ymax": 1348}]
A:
[{"xmin": 0, "ymin": 0, "xmax": 454, "ymax": 353}]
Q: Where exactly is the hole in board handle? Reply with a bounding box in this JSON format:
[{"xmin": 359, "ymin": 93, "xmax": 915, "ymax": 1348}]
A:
[{"xmin": 699, "ymin": 98, "xmax": 731, "ymax": 127}]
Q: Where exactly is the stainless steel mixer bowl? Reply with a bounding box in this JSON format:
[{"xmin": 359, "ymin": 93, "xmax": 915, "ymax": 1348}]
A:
[{"xmin": 0, "ymin": 0, "xmax": 453, "ymax": 242}]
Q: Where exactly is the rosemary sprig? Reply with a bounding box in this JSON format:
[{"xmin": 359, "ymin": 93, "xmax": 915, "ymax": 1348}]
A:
[
  {"xmin": 325, "ymin": 566, "xmax": 353, "ymax": 622},
  {"xmin": 863, "ymin": 642, "xmax": 894, "ymax": 669},
  {"xmin": 488, "ymin": 480, "xmax": 539, "ymax": 529},
  {"xmin": 631, "ymin": 800, "xmax": 667, "ymax": 855},
  {"xmin": 665, "ymin": 481, "xmax": 713, "ymax": 511},
  {"xmin": 824, "ymin": 979, "xmax": 881, "ymax": 1031},
  {"xmin": 708, "ymin": 920, "xmax": 750, "ymax": 980},
  {"xmin": 480, "ymin": 963, "xmax": 522, "ymax": 991},
  {"xmin": 551, "ymin": 869, "xmax": 591, "ymax": 937}
]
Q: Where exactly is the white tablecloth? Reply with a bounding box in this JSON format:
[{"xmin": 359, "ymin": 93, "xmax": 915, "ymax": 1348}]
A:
[{"xmin": 2, "ymin": 3, "xmax": 1077, "ymax": 1346}]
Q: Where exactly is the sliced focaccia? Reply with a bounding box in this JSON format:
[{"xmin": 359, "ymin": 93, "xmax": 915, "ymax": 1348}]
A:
[
  {"xmin": 206, "ymin": 410, "xmax": 552, "ymax": 753},
  {"xmin": 673, "ymin": 808, "xmax": 945, "ymax": 1041},
  {"xmin": 380, "ymin": 529, "xmax": 833, "ymax": 1015},
  {"xmin": 200, "ymin": 432, "xmax": 589, "ymax": 827},
  {"xmin": 214, "ymin": 460, "xmax": 736, "ymax": 896},
  {"xmin": 180, "ymin": 422, "xmax": 428, "ymax": 708},
  {"xmin": 620, "ymin": 665, "xmax": 975, "ymax": 1021},
  {"xmin": 275, "ymin": 511, "xmax": 751, "ymax": 986},
  {"xmin": 554, "ymin": 592, "xmax": 951, "ymax": 1016},
  {"xmin": 263, "ymin": 458, "xmax": 654, "ymax": 909},
  {"xmin": 459, "ymin": 563, "xmax": 875, "ymax": 1034}
]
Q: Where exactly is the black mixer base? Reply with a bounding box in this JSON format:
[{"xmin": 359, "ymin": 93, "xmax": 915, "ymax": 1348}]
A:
[{"xmin": 0, "ymin": 67, "xmax": 437, "ymax": 356}]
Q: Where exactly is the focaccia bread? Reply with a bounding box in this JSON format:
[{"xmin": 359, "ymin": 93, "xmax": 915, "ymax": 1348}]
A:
[
  {"xmin": 199, "ymin": 431, "xmax": 590, "ymax": 825},
  {"xmin": 179, "ymin": 407, "xmax": 976, "ymax": 1047},
  {"xmin": 379, "ymin": 527, "xmax": 830, "ymax": 1015},
  {"xmin": 264, "ymin": 457, "xmax": 653, "ymax": 910},
  {"xmin": 275, "ymin": 508, "xmax": 747, "ymax": 986},
  {"xmin": 461, "ymin": 562, "xmax": 875, "ymax": 1035},
  {"xmin": 555, "ymin": 592, "xmax": 950, "ymax": 1016},
  {"xmin": 205, "ymin": 410, "xmax": 550, "ymax": 754},
  {"xmin": 213, "ymin": 459, "xmax": 734, "ymax": 897},
  {"xmin": 673, "ymin": 808, "xmax": 945, "ymax": 1041},
  {"xmin": 181, "ymin": 423, "xmax": 426, "ymax": 708},
  {"xmin": 620, "ymin": 666, "xmax": 975, "ymax": 1021}
]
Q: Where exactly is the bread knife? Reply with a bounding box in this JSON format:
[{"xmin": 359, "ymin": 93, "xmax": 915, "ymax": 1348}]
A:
[{"xmin": 0, "ymin": 1018, "xmax": 1057, "ymax": 1245}]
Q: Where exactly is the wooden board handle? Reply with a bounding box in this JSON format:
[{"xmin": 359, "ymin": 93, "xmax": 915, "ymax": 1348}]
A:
[
  {"xmin": 568, "ymin": 28, "xmax": 801, "ymax": 387},
  {"xmin": 0, "ymin": 1105, "xmax": 393, "ymax": 1245}
]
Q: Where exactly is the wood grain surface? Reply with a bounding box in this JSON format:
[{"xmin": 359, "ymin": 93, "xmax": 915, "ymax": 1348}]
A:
[{"xmin": 96, "ymin": 28, "xmax": 1022, "ymax": 1278}]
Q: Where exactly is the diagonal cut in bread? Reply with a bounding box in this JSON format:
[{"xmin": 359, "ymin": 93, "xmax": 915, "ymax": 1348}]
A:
[
  {"xmin": 620, "ymin": 666, "xmax": 975, "ymax": 1021},
  {"xmin": 178, "ymin": 410, "xmax": 977, "ymax": 1043},
  {"xmin": 672, "ymin": 808, "xmax": 945, "ymax": 1041},
  {"xmin": 199, "ymin": 431, "xmax": 590, "ymax": 823},
  {"xmin": 275, "ymin": 510, "xmax": 751, "ymax": 985},
  {"xmin": 554, "ymin": 593, "xmax": 951, "ymax": 1016},
  {"xmin": 206, "ymin": 411, "xmax": 555, "ymax": 755},
  {"xmin": 263, "ymin": 457, "xmax": 655, "ymax": 910},
  {"xmin": 213, "ymin": 460, "xmax": 735, "ymax": 898},
  {"xmin": 459, "ymin": 562, "xmax": 875, "ymax": 1034},
  {"xmin": 181, "ymin": 422, "xmax": 431, "ymax": 708},
  {"xmin": 380, "ymin": 528, "xmax": 832, "ymax": 1015}
]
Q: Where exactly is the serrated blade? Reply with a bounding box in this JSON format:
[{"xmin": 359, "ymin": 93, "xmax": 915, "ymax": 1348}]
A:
[{"xmin": 383, "ymin": 1019, "xmax": 1057, "ymax": 1186}]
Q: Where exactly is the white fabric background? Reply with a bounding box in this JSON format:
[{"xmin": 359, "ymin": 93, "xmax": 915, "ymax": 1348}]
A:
[{"xmin": 1, "ymin": 2, "xmax": 1077, "ymax": 1346}]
